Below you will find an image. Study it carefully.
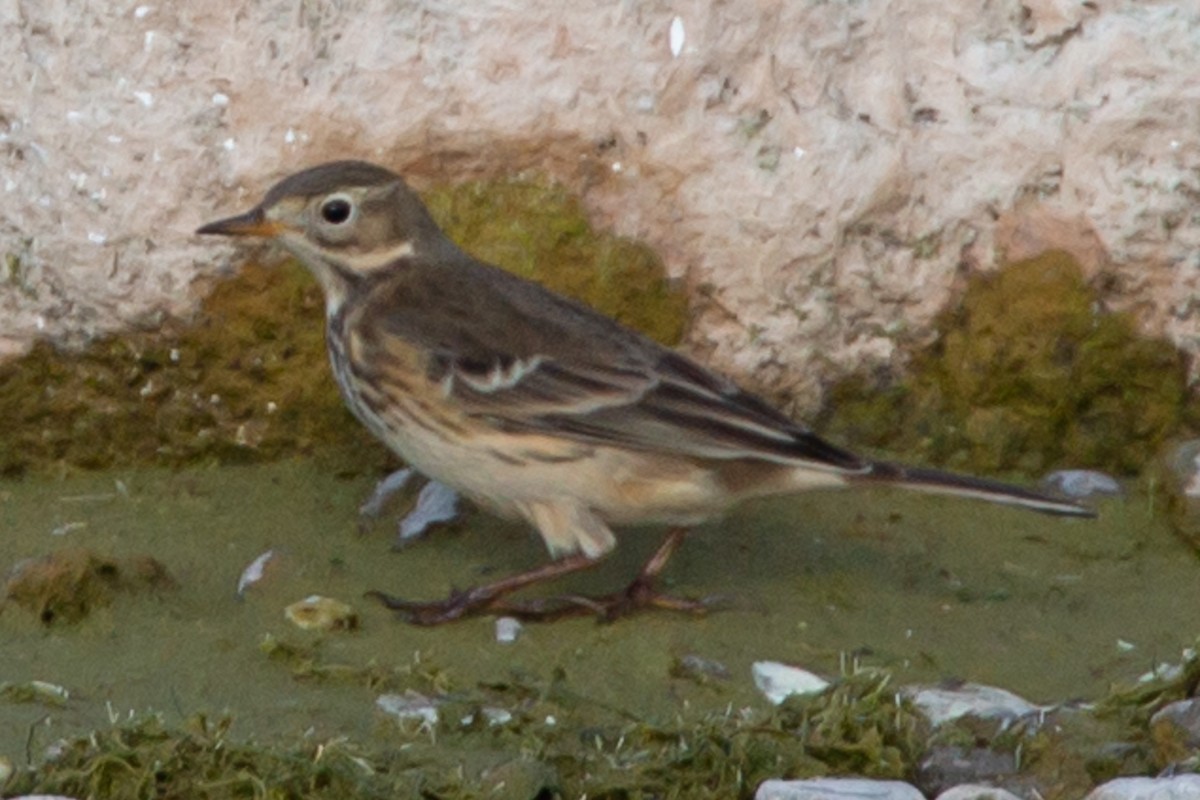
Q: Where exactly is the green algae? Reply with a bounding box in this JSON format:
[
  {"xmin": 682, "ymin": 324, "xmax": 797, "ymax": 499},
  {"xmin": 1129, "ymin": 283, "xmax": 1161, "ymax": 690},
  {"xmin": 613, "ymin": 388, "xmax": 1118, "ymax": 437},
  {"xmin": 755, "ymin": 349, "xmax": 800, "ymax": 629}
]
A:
[
  {"xmin": 0, "ymin": 262, "xmax": 382, "ymax": 477},
  {"xmin": 0, "ymin": 463, "xmax": 1193, "ymax": 798},
  {"xmin": 820, "ymin": 251, "xmax": 1190, "ymax": 476},
  {"xmin": 0, "ymin": 669, "xmax": 923, "ymax": 800},
  {"xmin": 6, "ymin": 656, "xmax": 1190, "ymax": 800},
  {"xmin": 0, "ymin": 178, "xmax": 687, "ymax": 476}
]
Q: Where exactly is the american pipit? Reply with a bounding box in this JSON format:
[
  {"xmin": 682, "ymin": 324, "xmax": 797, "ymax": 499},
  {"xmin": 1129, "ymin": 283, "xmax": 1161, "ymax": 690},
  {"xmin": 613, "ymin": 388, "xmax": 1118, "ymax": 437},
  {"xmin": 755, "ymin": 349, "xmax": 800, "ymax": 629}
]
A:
[{"xmin": 197, "ymin": 160, "xmax": 1092, "ymax": 625}]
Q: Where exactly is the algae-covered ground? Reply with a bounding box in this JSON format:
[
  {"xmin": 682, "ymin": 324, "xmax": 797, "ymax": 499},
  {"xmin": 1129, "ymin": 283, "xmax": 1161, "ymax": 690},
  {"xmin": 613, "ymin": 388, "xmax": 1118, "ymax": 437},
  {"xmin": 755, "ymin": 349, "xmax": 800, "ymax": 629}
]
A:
[
  {"xmin": 0, "ymin": 463, "xmax": 1197, "ymax": 799},
  {"xmin": 2, "ymin": 176, "xmax": 1199, "ymax": 797}
]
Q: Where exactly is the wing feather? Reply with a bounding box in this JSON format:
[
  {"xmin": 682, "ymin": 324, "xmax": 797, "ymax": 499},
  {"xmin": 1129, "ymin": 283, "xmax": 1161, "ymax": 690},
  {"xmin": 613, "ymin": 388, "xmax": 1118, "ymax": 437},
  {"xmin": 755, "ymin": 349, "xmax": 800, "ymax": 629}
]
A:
[{"xmin": 363, "ymin": 258, "xmax": 867, "ymax": 473}]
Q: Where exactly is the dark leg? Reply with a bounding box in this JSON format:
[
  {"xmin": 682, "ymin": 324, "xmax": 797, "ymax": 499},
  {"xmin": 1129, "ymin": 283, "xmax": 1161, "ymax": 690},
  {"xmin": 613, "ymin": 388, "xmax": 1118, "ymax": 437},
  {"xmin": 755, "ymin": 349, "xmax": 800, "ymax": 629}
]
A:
[
  {"xmin": 367, "ymin": 527, "xmax": 713, "ymax": 625},
  {"xmin": 366, "ymin": 551, "xmax": 600, "ymax": 625},
  {"xmin": 488, "ymin": 527, "xmax": 713, "ymax": 622}
]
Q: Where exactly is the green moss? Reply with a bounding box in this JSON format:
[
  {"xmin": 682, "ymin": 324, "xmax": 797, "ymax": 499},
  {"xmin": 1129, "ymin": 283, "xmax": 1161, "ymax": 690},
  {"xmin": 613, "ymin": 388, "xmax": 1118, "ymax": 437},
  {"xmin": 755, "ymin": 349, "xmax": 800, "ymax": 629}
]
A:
[
  {"xmin": 2, "ymin": 667, "xmax": 931, "ymax": 800},
  {"xmin": 0, "ymin": 178, "xmax": 688, "ymax": 475},
  {"xmin": 0, "ymin": 261, "xmax": 381, "ymax": 477},
  {"xmin": 821, "ymin": 251, "xmax": 1189, "ymax": 476},
  {"xmin": 9, "ymin": 651, "xmax": 1196, "ymax": 799}
]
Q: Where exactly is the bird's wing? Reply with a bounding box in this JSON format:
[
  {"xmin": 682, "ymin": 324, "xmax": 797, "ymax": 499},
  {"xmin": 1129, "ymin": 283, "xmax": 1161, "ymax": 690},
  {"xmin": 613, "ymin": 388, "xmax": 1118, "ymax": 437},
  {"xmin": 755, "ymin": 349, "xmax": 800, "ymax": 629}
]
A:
[{"xmin": 364, "ymin": 260, "xmax": 868, "ymax": 472}]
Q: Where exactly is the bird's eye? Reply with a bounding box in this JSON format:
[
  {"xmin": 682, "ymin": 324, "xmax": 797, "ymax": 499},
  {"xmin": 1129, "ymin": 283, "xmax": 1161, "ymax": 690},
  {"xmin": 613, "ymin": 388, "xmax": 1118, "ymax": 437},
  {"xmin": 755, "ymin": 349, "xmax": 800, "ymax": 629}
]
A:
[{"xmin": 319, "ymin": 195, "xmax": 354, "ymax": 225}]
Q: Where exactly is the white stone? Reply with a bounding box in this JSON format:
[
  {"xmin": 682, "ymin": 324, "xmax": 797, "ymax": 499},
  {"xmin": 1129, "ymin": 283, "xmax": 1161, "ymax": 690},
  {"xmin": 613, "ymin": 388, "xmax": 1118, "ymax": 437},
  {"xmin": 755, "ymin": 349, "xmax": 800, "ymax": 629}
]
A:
[
  {"xmin": 904, "ymin": 683, "xmax": 1040, "ymax": 726},
  {"xmin": 495, "ymin": 616, "xmax": 522, "ymax": 644},
  {"xmin": 235, "ymin": 547, "xmax": 276, "ymax": 596},
  {"xmin": 757, "ymin": 778, "xmax": 925, "ymax": 800},
  {"xmin": 936, "ymin": 785, "xmax": 1023, "ymax": 800},
  {"xmin": 1085, "ymin": 775, "xmax": 1200, "ymax": 800},
  {"xmin": 376, "ymin": 692, "xmax": 439, "ymax": 726},
  {"xmin": 399, "ymin": 480, "xmax": 460, "ymax": 542},
  {"xmin": 358, "ymin": 467, "xmax": 415, "ymax": 518},
  {"xmin": 1041, "ymin": 470, "xmax": 1122, "ymax": 498},
  {"xmin": 752, "ymin": 661, "xmax": 830, "ymax": 705}
]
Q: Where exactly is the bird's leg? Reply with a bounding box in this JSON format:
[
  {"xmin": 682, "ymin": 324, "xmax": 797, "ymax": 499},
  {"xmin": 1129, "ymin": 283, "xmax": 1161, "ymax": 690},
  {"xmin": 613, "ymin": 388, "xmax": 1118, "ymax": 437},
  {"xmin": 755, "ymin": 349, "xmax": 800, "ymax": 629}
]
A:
[
  {"xmin": 365, "ymin": 551, "xmax": 600, "ymax": 625},
  {"xmin": 368, "ymin": 527, "xmax": 714, "ymax": 625},
  {"xmin": 492, "ymin": 527, "xmax": 714, "ymax": 622}
]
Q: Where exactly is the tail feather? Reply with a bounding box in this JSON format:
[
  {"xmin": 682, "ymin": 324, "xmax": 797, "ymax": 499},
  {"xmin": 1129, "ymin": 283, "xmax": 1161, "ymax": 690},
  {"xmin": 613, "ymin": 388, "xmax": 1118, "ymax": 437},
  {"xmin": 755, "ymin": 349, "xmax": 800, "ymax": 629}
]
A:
[{"xmin": 853, "ymin": 461, "xmax": 1095, "ymax": 518}]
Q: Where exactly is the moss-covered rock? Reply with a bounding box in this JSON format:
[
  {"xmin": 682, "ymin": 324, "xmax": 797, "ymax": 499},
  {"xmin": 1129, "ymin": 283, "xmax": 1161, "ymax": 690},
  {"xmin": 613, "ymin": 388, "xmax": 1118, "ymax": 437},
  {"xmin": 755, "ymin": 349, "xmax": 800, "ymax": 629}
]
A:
[
  {"xmin": 821, "ymin": 251, "xmax": 1190, "ymax": 476},
  {"xmin": 0, "ymin": 178, "xmax": 688, "ymax": 476}
]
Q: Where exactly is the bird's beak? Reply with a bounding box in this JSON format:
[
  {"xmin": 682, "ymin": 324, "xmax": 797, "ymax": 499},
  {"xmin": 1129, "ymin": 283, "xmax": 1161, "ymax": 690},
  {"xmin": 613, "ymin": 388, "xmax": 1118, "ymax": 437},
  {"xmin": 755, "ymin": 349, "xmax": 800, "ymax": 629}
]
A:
[{"xmin": 195, "ymin": 207, "xmax": 285, "ymax": 238}]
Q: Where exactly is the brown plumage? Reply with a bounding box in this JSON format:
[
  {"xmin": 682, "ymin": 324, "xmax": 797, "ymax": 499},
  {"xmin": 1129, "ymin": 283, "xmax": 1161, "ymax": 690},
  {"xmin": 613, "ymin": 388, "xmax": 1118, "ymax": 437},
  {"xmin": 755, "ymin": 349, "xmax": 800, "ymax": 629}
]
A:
[{"xmin": 197, "ymin": 160, "xmax": 1093, "ymax": 624}]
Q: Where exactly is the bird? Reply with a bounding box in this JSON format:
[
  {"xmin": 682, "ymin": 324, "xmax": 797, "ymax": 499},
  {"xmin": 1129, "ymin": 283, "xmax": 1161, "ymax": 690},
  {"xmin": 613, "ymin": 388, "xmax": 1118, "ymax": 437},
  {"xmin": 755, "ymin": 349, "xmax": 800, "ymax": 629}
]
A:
[{"xmin": 196, "ymin": 159, "xmax": 1094, "ymax": 625}]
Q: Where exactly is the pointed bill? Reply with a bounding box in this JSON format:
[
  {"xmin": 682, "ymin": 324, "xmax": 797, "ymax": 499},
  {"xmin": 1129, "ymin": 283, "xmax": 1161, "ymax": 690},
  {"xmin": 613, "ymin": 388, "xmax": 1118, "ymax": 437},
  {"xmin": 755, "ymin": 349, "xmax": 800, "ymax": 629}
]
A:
[{"xmin": 196, "ymin": 207, "xmax": 284, "ymax": 237}]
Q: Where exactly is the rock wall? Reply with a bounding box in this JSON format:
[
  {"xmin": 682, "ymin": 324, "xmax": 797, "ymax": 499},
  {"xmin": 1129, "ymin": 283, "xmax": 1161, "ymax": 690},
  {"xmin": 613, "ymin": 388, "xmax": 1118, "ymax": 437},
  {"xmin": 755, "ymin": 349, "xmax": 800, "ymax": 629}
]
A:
[{"xmin": 2, "ymin": 0, "xmax": 1198, "ymax": 410}]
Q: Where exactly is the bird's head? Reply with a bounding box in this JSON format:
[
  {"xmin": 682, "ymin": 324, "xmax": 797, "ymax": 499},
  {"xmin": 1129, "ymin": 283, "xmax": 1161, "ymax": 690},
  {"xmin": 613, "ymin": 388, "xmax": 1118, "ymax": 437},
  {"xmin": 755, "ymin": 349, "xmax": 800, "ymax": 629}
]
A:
[{"xmin": 197, "ymin": 160, "xmax": 450, "ymax": 294}]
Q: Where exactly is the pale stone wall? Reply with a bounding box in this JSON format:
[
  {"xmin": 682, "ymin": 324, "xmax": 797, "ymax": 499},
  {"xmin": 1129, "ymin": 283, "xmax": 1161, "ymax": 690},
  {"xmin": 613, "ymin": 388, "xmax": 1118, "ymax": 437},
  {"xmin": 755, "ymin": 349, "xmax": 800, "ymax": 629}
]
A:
[{"xmin": 2, "ymin": 0, "xmax": 1198, "ymax": 410}]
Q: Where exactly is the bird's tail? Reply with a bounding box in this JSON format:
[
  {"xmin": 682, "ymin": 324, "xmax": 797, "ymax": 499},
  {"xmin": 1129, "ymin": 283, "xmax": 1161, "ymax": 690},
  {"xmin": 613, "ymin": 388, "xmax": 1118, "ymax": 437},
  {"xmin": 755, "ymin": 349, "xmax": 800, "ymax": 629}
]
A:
[{"xmin": 850, "ymin": 460, "xmax": 1095, "ymax": 517}]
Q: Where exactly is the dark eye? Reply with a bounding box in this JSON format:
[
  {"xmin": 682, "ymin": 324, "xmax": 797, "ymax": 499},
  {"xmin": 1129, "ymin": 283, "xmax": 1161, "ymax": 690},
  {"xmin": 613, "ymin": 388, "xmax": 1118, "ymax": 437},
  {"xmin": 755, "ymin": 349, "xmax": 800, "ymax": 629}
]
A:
[{"xmin": 320, "ymin": 197, "xmax": 353, "ymax": 225}]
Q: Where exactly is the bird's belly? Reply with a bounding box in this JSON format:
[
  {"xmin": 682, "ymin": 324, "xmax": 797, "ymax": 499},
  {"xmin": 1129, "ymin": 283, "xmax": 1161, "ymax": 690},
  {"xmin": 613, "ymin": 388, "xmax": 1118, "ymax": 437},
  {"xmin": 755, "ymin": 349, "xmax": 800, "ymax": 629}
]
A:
[
  {"xmin": 328, "ymin": 349, "xmax": 739, "ymax": 524},
  {"xmin": 350, "ymin": 404, "xmax": 725, "ymax": 524}
]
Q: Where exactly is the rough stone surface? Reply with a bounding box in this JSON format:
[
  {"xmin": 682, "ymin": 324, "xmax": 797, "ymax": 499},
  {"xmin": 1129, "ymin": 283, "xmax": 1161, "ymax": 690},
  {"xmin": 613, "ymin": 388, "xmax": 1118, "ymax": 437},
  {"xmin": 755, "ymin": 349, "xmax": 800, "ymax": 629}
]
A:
[
  {"xmin": 1150, "ymin": 697, "xmax": 1200, "ymax": 749},
  {"xmin": 905, "ymin": 683, "xmax": 1041, "ymax": 726},
  {"xmin": 756, "ymin": 778, "xmax": 925, "ymax": 800},
  {"xmin": 915, "ymin": 746, "xmax": 1019, "ymax": 798},
  {"xmin": 934, "ymin": 786, "xmax": 1023, "ymax": 800},
  {"xmin": 1085, "ymin": 775, "xmax": 1200, "ymax": 800},
  {"xmin": 3, "ymin": 1, "xmax": 1200, "ymax": 408}
]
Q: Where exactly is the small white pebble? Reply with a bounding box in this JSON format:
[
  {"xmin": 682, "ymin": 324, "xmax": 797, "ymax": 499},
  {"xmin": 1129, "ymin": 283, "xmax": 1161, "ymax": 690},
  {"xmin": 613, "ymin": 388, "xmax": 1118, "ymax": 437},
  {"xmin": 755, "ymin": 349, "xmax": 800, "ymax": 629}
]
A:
[
  {"xmin": 611, "ymin": 161, "xmax": 622, "ymax": 173},
  {"xmin": 4, "ymin": 179, "xmax": 15, "ymax": 191},
  {"xmin": 169, "ymin": 348, "xmax": 180, "ymax": 362},
  {"xmin": 134, "ymin": 4, "xmax": 152, "ymax": 17},
  {"xmin": 495, "ymin": 616, "xmax": 522, "ymax": 644},
  {"xmin": 1041, "ymin": 469, "xmax": 1120, "ymax": 498},
  {"xmin": 87, "ymin": 231, "xmax": 107, "ymax": 245},
  {"xmin": 544, "ymin": 715, "xmax": 557, "ymax": 726},
  {"xmin": 222, "ymin": 137, "xmax": 236, "ymax": 151},
  {"xmin": 793, "ymin": 146, "xmax": 806, "ymax": 158},
  {"xmin": 669, "ymin": 16, "xmax": 685, "ymax": 57},
  {"xmin": 66, "ymin": 110, "xmax": 84, "ymax": 123},
  {"xmin": 139, "ymin": 380, "xmax": 154, "ymax": 397},
  {"xmin": 284, "ymin": 128, "xmax": 297, "ymax": 144},
  {"xmin": 237, "ymin": 549, "xmax": 276, "ymax": 596},
  {"xmin": 209, "ymin": 393, "xmax": 221, "ymax": 404},
  {"xmin": 1139, "ymin": 663, "xmax": 1183, "ymax": 683},
  {"xmin": 752, "ymin": 661, "xmax": 830, "ymax": 704},
  {"xmin": 107, "ymin": 135, "xmax": 123, "ymax": 144},
  {"xmin": 1117, "ymin": 638, "xmax": 1136, "ymax": 652},
  {"xmin": 211, "ymin": 92, "xmax": 230, "ymax": 107},
  {"xmin": 143, "ymin": 30, "xmax": 155, "ymax": 50},
  {"xmin": 376, "ymin": 692, "xmax": 439, "ymax": 726},
  {"xmin": 482, "ymin": 707, "xmax": 512, "ymax": 726},
  {"xmin": 133, "ymin": 91, "xmax": 154, "ymax": 107},
  {"xmin": 266, "ymin": 401, "xmax": 278, "ymax": 413}
]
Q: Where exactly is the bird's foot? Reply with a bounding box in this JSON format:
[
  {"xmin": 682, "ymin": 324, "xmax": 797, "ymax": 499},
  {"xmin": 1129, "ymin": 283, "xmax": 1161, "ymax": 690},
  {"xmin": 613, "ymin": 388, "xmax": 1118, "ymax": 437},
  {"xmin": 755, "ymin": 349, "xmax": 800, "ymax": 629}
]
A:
[
  {"xmin": 492, "ymin": 575, "xmax": 717, "ymax": 623},
  {"xmin": 365, "ymin": 585, "xmax": 501, "ymax": 626},
  {"xmin": 366, "ymin": 527, "xmax": 714, "ymax": 625}
]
